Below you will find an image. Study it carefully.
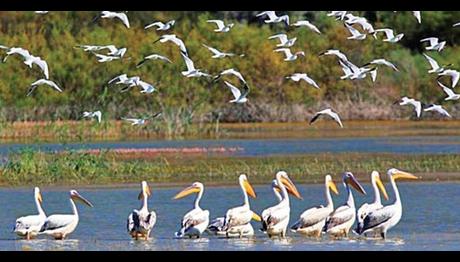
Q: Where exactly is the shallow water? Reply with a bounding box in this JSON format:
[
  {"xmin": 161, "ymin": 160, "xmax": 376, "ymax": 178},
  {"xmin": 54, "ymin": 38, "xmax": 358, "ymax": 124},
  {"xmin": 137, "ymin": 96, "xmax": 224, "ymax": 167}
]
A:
[
  {"xmin": 1, "ymin": 136, "xmax": 460, "ymax": 157},
  {"xmin": 1, "ymin": 182, "xmax": 459, "ymax": 250}
]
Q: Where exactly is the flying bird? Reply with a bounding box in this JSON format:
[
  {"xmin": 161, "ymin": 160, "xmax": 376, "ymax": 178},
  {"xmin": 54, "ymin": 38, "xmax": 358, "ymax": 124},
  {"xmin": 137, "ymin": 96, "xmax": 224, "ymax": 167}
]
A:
[
  {"xmin": 327, "ymin": 11, "xmax": 348, "ymax": 21},
  {"xmin": 94, "ymin": 53, "xmax": 121, "ymax": 63},
  {"xmin": 438, "ymin": 81, "xmax": 460, "ymax": 101},
  {"xmin": 256, "ymin": 11, "xmax": 289, "ymax": 26},
  {"xmin": 207, "ymin": 20, "xmax": 234, "ymax": 32},
  {"xmin": 309, "ymin": 108, "xmax": 343, "ymax": 128},
  {"xmin": 224, "ymin": 81, "xmax": 249, "ymax": 104},
  {"xmin": 202, "ymin": 44, "xmax": 236, "ymax": 59},
  {"xmin": 286, "ymin": 73, "xmax": 319, "ymax": 89},
  {"xmin": 268, "ymin": 34, "xmax": 297, "ymax": 47},
  {"xmin": 453, "ymin": 22, "xmax": 460, "ymax": 27},
  {"xmin": 396, "ymin": 97, "xmax": 422, "ymax": 118},
  {"xmin": 214, "ymin": 68, "xmax": 247, "ymax": 84},
  {"xmin": 291, "ymin": 20, "xmax": 321, "ymax": 34},
  {"xmin": 422, "ymin": 53, "xmax": 450, "ymax": 74},
  {"xmin": 437, "ymin": 69, "xmax": 459, "ymax": 88},
  {"xmin": 374, "ymin": 28, "xmax": 404, "ymax": 43},
  {"xmin": 319, "ymin": 49, "xmax": 349, "ymax": 62},
  {"xmin": 413, "ymin": 11, "xmax": 421, "ymax": 24},
  {"xmin": 423, "ymin": 104, "xmax": 451, "ymax": 118},
  {"xmin": 344, "ymin": 14, "xmax": 375, "ymax": 34},
  {"xmin": 420, "ymin": 37, "xmax": 446, "ymax": 52},
  {"xmin": 137, "ymin": 54, "xmax": 172, "ymax": 67},
  {"xmin": 274, "ymin": 48, "xmax": 305, "ymax": 61},
  {"xmin": 82, "ymin": 111, "xmax": 102, "ymax": 123},
  {"xmin": 97, "ymin": 11, "xmax": 130, "ymax": 28},
  {"xmin": 145, "ymin": 20, "xmax": 175, "ymax": 31},
  {"xmin": 344, "ymin": 23, "xmax": 367, "ymax": 40},
  {"xmin": 362, "ymin": 59, "xmax": 399, "ymax": 72},
  {"xmin": 180, "ymin": 53, "xmax": 211, "ymax": 78},
  {"xmin": 154, "ymin": 34, "xmax": 188, "ymax": 56},
  {"xmin": 27, "ymin": 79, "xmax": 62, "ymax": 96}
]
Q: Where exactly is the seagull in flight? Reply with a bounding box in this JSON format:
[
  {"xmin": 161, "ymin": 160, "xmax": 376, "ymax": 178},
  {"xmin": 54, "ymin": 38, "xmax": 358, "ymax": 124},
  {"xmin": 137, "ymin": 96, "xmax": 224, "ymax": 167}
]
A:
[
  {"xmin": 94, "ymin": 53, "xmax": 121, "ymax": 63},
  {"xmin": 145, "ymin": 20, "xmax": 175, "ymax": 31},
  {"xmin": 135, "ymin": 79, "xmax": 157, "ymax": 94},
  {"xmin": 202, "ymin": 44, "xmax": 236, "ymax": 58},
  {"xmin": 268, "ymin": 34, "xmax": 297, "ymax": 47},
  {"xmin": 35, "ymin": 11, "xmax": 49, "ymax": 14},
  {"xmin": 396, "ymin": 97, "xmax": 422, "ymax": 118},
  {"xmin": 422, "ymin": 53, "xmax": 450, "ymax": 74},
  {"xmin": 97, "ymin": 11, "xmax": 130, "ymax": 28},
  {"xmin": 274, "ymin": 48, "xmax": 305, "ymax": 61},
  {"xmin": 319, "ymin": 49, "xmax": 349, "ymax": 62},
  {"xmin": 3, "ymin": 47, "xmax": 49, "ymax": 79},
  {"xmin": 345, "ymin": 23, "xmax": 367, "ymax": 40},
  {"xmin": 137, "ymin": 53, "xmax": 172, "ymax": 67},
  {"xmin": 362, "ymin": 59, "xmax": 399, "ymax": 72},
  {"xmin": 437, "ymin": 69, "xmax": 459, "ymax": 88},
  {"xmin": 207, "ymin": 20, "xmax": 234, "ymax": 33},
  {"xmin": 453, "ymin": 22, "xmax": 460, "ymax": 27},
  {"xmin": 286, "ymin": 73, "xmax": 319, "ymax": 89},
  {"xmin": 224, "ymin": 81, "xmax": 249, "ymax": 104},
  {"xmin": 180, "ymin": 53, "xmax": 211, "ymax": 78},
  {"xmin": 438, "ymin": 81, "xmax": 460, "ymax": 101},
  {"xmin": 291, "ymin": 20, "xmax": 321, "ymax": 34},
  {"xmin": 344, "ymin": 14, "xmax": 375, "ymax": 34},
  {"xmin": 420, "ymin": 37, "xmax": 446, "ymax": 52},
  {"xmin": 153, "ymin": 34, "xmax": 188, "ymax": 57},
  {"xmin": 122, "ymin": 112, "xmax": 161, "ymax": 126},
  {"xmin": 256, "ymin": 11, "xmax": 289, "ymax": 26},
  {"xmin": 327, "ymin": 11, "xmax": 348, "ymax": 21},
  {"xmin": 83, "ymin": 111, "xmax": 102, "ymax": 123},
  {"xmin": 309, "ymin": 109, "xmax": 343, "ymax": 128},
  {"xmin": 413, "ymin": 11, "xmax": 422, "ymax": 24},
  {"xmin": 214, "ymin": 68, "xmax": 246, "ymax": 84},
  {"xmin": 423, "ymin": 104, "xmax": 452, "ymax": 118},
  {"xmin": 374, "ymin": 28, "xmax": 404, "ymax": 43},
  {"xmin": 27, "ymin": 79, "xmax": 62, "ymax": 96}
]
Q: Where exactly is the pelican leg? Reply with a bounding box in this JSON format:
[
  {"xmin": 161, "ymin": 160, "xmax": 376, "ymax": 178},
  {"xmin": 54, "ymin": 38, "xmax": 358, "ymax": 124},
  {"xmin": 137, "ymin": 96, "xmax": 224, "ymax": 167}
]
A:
[
  {"xmin": 381, "ymin": 231, "xmax": 386, "ymax": 239},
  {"xmin": 26, "ymin": 232, "xmax": 31, "ymax": 240}
]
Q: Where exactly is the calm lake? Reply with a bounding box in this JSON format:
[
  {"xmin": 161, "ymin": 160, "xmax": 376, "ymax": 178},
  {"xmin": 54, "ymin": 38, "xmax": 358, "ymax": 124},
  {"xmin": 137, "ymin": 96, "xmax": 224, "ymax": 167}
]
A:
[{"xmin": 0, "ymin": 182, "xmax": 459, "ymax": 251}]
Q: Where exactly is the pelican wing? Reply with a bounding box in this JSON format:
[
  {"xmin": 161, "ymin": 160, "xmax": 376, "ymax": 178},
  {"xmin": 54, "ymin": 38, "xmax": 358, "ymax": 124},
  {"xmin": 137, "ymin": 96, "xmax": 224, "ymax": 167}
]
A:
[
  {"xmin": 15, "ymin": 215, "xmax": 45, "ymax": 231},
  {"xmin": 324, "ymin": 205, "xmax": 354, "ymax": 231},
  {"xmin": 40, "ymin": 215, "xmax": 75, "ymax": 232},
  {"xmin": 361, "ymin": 205, "xmax": 395, "ymax": 233},
  {"xmin": 224, "ymin": 206, "xmax": 253, "ymax": 228},
  {"xmin": 292, "ymin": 206, "xmax": 330, "ymax": 229},
  {"xmin": 181, "ymin": 208, "xmax": 209, "ymax": 229}
]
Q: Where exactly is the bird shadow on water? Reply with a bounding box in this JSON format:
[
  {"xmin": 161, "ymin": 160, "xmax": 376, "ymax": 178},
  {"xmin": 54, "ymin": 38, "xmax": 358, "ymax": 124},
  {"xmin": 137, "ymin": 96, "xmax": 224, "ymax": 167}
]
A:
[{"xmin": 16, "ymin": 239, "xmax": 80, "ymax": 251}]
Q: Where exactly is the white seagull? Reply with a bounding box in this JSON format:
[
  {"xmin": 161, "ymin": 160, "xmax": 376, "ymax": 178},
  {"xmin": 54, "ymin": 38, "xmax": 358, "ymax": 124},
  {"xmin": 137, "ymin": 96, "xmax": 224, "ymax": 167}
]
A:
[
  {"xmin": 327, "ymin": 11, "xmax": 348, "ymax": 21},
  {"xmin": 374, "ymin": 28, "xmax": 404, "ymax": 43},
  {"xmin": 154, "ymin": 34, "xmax": 188, "ymax": 56},
  {"xmin": 256, "ymin": 11, "xmax": 289, "ymax": 26},
  {"xmin": 122, "ymin": 117, "xmax": 147, "ymax": 126},
  {"xmin": 224, "ymin": 81, "xmax": 249, "ymax": 104},
  {"xmin": 137, "ymin": 53, "xmax": 172, "ymax": 67},
  {"xmin": 286, "ymin": 73, "xmax": 319, "ymax": 89},
  {"xmin": 454, "ymin": 22, "xmax": 460, "ymax": 27},
  {"xmin": 319, "ymin": 49, "xmax": 349, "ymax": 62},
  {"xmin": 437, "ymin": 69, "xmax": 459, "ymax": 88},
  {"xmin": 94, "ymin": 53, "xmax": 121, "ymax": 63},
  {"xmin": 27, "ymin": 79, "xmax": 62, "ymax": 96},
  {"xmin": 420, "ymin": 37, "xmax": 446, "ymax": 52},
  {"xmin": 422, "ymin": 53, "xmax": 449, "ymax": 74},
  {"xmin": 202, "ymin": 44, "xmax": 236, "ymax": 58},
  {"xmin": 345, "ymin": 23, "xmax": 367, "ymax": 40},
  {"xmin": 397, "ymin": 97, "xmax": 422, "ymax": 118},
  {"xmin": 82, "ymin": 111, "xmax": 102, "ymax": 123},
  {"xmin": 362, "ymin": 59, "xmax": 399, "ymax": 72},
  {"xmin": 268, "ymin": 34, "xmax": 297, "ymax": 47},
  {"xmin": 274, "ymin": 48, "xmax": 305, "ymax": 61},
  {"xmin": 99, "ymin": 11, "xmax": 130, "ymax": 28},
  {"xmin": 214, "ymin": 68, "xmax": 247, "ymax": 84},
  {"xmin": 309, "ymin": 108, "xmax": 343, "ymax": 128},
  {"xmin": 413, "ymin": 11, "xmax": 422, "ymax": 24},
  {"xmin": 35, "ymin": 11, "xmax": 49, "ymax": 14},
  {"xmin": 13, "ymin": 187, "xmax": 46, "ymax": 240},
  {"xmin": 438, "ymin": 81, "xmax": 460, "ymax": 101},
  {"xmin": 207, "ymin": 20, "xmax": 234, "ymax": 32},
  {"xmin": 345, "ymin": 14, "xmax": 375, "ymax": 34},
  {"xmin": 291, "ymin": 20, "xmax": 321, "ymax": 34},
  {"xmin": 145, "ymin": 20, "xmax": 175, "ymax": 31},
  {"xmin": 180, "ymin": 53, "xmax": 211, "ymax": 78},
  {"xmin": 423, "ymin": 104, "xmax": 452, "ymax": 118}
]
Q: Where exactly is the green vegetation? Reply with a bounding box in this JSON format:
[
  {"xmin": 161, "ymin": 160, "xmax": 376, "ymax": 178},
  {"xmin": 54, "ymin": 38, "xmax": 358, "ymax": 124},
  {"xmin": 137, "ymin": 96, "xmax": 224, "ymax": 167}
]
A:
[
  {"xmin": 1, "ymin": 11, "xmax": 460, "ymax": 135},
  {"xmin": 2, "ymin": 149, "xmax": 459, "ymax": 186}
]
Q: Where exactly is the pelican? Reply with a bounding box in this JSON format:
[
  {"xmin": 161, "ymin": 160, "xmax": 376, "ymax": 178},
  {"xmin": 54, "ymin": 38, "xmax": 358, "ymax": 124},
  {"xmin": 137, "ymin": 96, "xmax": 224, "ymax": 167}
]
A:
[
  {"xmin": 438, "ymin": 81, "xmax": 460, "ymax": 101},
  {"xmin": 355, "ymin": 171, "xmax": 389, "ymax": 236},
  {"xmin": 214, "ymin": 68, "xmax": 246, "ymax": 84},
  {"xmin": 145, "ymin": 20, "xmax": 175, "ymax": 31},
  {"xmin": 290, "ymin": 175, "xmax": 339, "ymax": 237},
  {"xmin": 13, "ymin": 187, "xmax": 46, "ymax": 240},
  {"xmin": 153, "ymin": 34, "xmax": 188, "ymax": 57},
  {"xmin": 291, "ymin": 20, "xmax": 321, "ymax": 34},
  {"xmin": 268, "ymin": 34, "xmax": 297, "ymax": 48},
  {"xmin": 437, "ymin": 69, "xmax": 459, "ymax": 88},
  {"xmin": 180, "ymin": 53, "xmax": 211, "ymax": 78},
  {"xmin": 374, "ymin": 28, "xmax": 404, "ymax": 43},
  {"xmin": 136, "ymin": 54, "xmax": 172, "ymax": 68},
  {"xmin": 274, "ymin": 48, "xmax": 305, "ymax": 61},
  {"xmin": 39, "ymin": 190, "xmax": 93, "ymax": 240},
  {"xmin": 286, "ymin": 73, "xmax": 319, "ymax": 89},
  {"xmin": 27, "ymin": 79, "xmax": 63, "ymax": 96},
  {"xmin": 345, "ymin": 23, "xmax": 366, "ymax": 40},
  {"xmin": 224, "ymin": 81, "xmax": 249, "ymax": 104},
  {"xmin": 396, "ymin": 97, "xmax": 422, "ymax": 118},
  {"xmin": 422, "ymin": 53, "xmax": 450, "ymax": 74},
  {"xmin": 323, "ymin": 172, "xmax": 366, "ymax": 238},
  {"xmin": 261, "ymin": 171, "xmax": 302, "ymax": 238},
  {"xmin": 173, "ymin": 182, "xmax": 210, "ymax": 238},
  {"xmin": 357, "ymin": 169, "xmax": 418, "ymax": 239},
  {"xmin": 127, "ymin": 181, "xmax": 157, "ymax": 240},
  {"xmin": 420, "ymin": 37, "xmax": 446, "ymax": 52},
  {"xmin": 309, "ymin": 108, "xmax": 343, "ymax": 128},
  {"xmin": 362, "ymin": 59, "xmax": 399, "ymax": 72},
  {"xmin": 256, "ymin": 11, "xmax": 289, "ymax": 26},
  {"xmin": 99, "ymin": 11, "xmax": 130, "ymax": 28},
  {"xmin": 82, "ymin": 111, "xmax": 102, "ymax": 123},
  {"xmin": 207, "ymin": 20, "xmax": 234, "ymax": 33},
  {"xmin": 202, "ymin": 44, "xmax": 236, "ymax": 59},
  {"xmin": 423, "ymin": 104, "xmax": 452, "ymax": 118}
]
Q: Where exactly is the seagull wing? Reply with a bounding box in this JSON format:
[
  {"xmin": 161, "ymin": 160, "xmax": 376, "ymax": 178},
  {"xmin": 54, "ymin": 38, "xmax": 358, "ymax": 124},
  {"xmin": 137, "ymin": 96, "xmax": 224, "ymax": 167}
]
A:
[
  {"xmin": 423, "ymin": 53, "xmax": 440, "ymax": 70},
  {"xmin": 224, "ymin": 81, "xmax": 241, "ymax": 100},
  {"xmin": 269, "ymin": 34, "xmax": 287, "ymax": 43},
  {"xmin": 33, "ymin": 58, "xmax": 49, "ymax": 79},
  {"xmin": 202, "ymin": 44, "xmax": 221, "ymax": 56},
  {"xmin": 116, "ymin": 13, "xmax": 130, "ymax": 28},
  {"xmin": 420, "ymin": 37, "xmax": 438, "ymax": 46},
  {"xmin": 274, "ymin": 48, "xmax": 292, "ymax": 58},
  {"xmin": 181, "ymin": 52, "xmax": 195, "ymax": 71},
  {"xmin": 46, "ymin": 81, "xmax": 63, "ymax": 92},
  {"xmin": 438, "ymin": 81, "xmax": 456, "ymax": 97},
  {"xmin": 145, "ymin": 21, "xmax": 164, "ymax": 29},
  {"xmin": 207, "ymin": 20, "xmax": 225, "ymax": 30},
  {"xmin": 375, "ymin": 28, "xmax": 394, "ymax": 39}
]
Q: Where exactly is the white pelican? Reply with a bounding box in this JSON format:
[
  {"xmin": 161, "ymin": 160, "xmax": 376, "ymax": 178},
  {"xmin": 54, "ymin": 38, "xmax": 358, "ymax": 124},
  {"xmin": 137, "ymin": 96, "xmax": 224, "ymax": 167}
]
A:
[
  {"xmin": 127, "ymin": 181, "xmax": 157, "ymax": 240},
  {"xmin": 422, "ymin": 53, "xmax": 450, "ymax": 74},
  {"xmin": 202, "ymin": 44, "xmax": 236, "ymax": 59},
  {"xmin": 82, "ymin": 111, "xmax": 102, "ymax": 123},
  {"xmin": 136, "ymin": 54, "xmax": 172, "ymax": 67},
  {"xmin": 274, "ymin": 48, "xmax": 305, "ymax": 62},
  {"xmin": 309, "ymin": 108, "xmax": 343, "ymax": 128},
  {"xmin": 214, "ymin": 68, "xmax": 247, "ymax": 84},
  {"xmin": 154, "ymin": 34, "xmax": 188, "ymax": 57},
  {"xmin": 207, "ymin": 20, "xmax": 234, "ymax": 33},
  {"xmin": 291, "ymin": 20, "xmax": 321, "ymax": 34},
  {"xmin": 173, "ymin": 182, "xmax": 210, "ymax": 238},
  {"xmin": 145, "ymin": 20, "xmax": 175, "ymax": 31},
  {"xmin": 357, "ymin": 169, "xmax": 418, "ymax": 239},
  {"xmin": 224, "ymin": 81, "xmax": 249, "ymax": 104},
  {"xmin": 374, "ymin": 28, "xmax": 404, "ymax": 43},
  {"xmin": 319, "ymin": 49, "xmax": 349, "ymax": 62},
  {"xmin": 345, "ymin": 23, "xmax": 366, "ymax": 40},
  {"xmin": 290, "ymin": 175, "xmax": 339, "ymax": 237},
  {"xmin": 286, "ymin": 73, "xmax": 319, "ymax": 89},
  {"xmin": 355, "ymin": 171, "xmax": 389, "ymax": 236},
  {"xmin": 261, "ymin": 171, "xmax": 302, "ymax": 238},
  {"xmin": 396, "ymin": 97, "xmax": 422, "ymax": 118},
  {"xmin": 420, "ymin": 37, "xmax": 446, "ymax": 52},
  {"xmin": 256, "ymin": 11, "xmax": 289, "ymax": 26},
  {"xmin": 39, "ymin": 190, "xmax": 93, "ymax": 240},
  {"xmin": 13, "ymin": 187, "xmax": 46, "ymax": 240},
  {"xmin": 423, "ymin": 104, "xmax": 452, "ymax": 118},
  {"xmin": 268, "ymin": 34, "xmax": 297, "ymax": 48},
  {"xmin": 362, "ymin": 59, "xmax": 399, "ymax": 72},
  {"xmin": 99, "ymin": 11, "xmax": 130, "ymax": 28},
  {"xmin": 437, "ymin": 69, "xmax": 459, "ymax": 88},
  {"xmin": 438, "ymin": 81, "xmax": 460, "ymax": 101},
  {"xmin": 180, "ymin": 53, "xmax": 211, "ymax": 78},
  {"xmin": 27, "ymin": 79, "xmax": 62, "ymax": 96},
  {"xmin": 323, "ymin": 172, "xmax": 366, "ymax": 238}
]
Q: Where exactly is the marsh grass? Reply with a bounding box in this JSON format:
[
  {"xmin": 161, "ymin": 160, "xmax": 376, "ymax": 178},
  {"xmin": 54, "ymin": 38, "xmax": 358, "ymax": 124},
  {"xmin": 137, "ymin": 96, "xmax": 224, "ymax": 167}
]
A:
[{"xmin": 1, "ymin": 149, "xmax": 460, "ymax": 186}]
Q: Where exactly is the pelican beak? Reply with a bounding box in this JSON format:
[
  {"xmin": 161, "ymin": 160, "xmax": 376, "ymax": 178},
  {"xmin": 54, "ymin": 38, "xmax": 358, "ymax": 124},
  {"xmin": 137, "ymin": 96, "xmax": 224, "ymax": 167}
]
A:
[
  {"xmin": 173, "ymin": 185, "xmax": 200, "ymax": 200},
  {"xmin": 393, "ymin": 170, "xmax": 418, "ymax": 181},
  {"xmin": 376, "ymin": 176, "xmax": 389, "ymax": 200},
  {"xmin": 328, "ymin": 180, "xmax": 339, "ymax": 195},
  {"xmin": 251, "ymin": 211, "xmax": 262, "ymax": 222},
  {"xmin": 243, "ymin": 179, "xmax": 257, "ymax": 199},
  {"xmin": 347, "ymin": 176, "xmax": 367, "ymax": 195},
  {"xmin": 138, "ymin": 184, "xmax": 152, "ymax": 200},
  {"xmin": 37, "ymin": 192, "xmax": 43, "ymax": 204},
  {"xmin": 72, "ymin": 193, "xmax": 94, "ymax": 207},
  {"xmin": 281, "ymin": 176, "xmax": 302, "ymax": 200}
]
